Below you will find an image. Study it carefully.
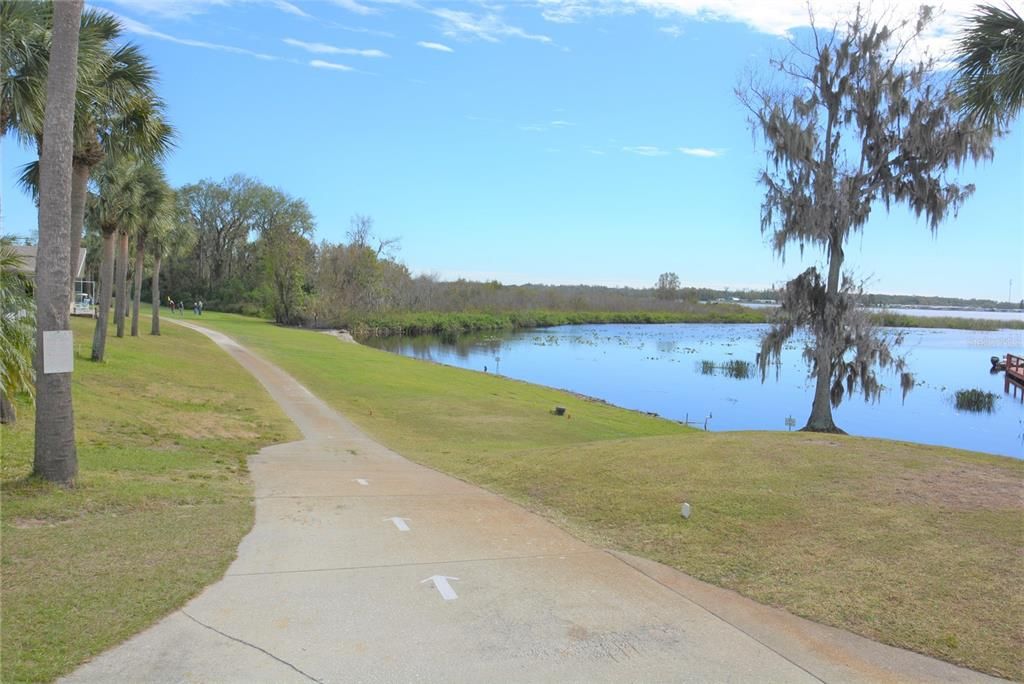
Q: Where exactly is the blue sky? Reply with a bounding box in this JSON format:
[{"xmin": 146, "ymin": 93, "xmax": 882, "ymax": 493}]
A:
[{"xmin": 2, "ymin": 0, "xmax": 1021, "ymax": 300}]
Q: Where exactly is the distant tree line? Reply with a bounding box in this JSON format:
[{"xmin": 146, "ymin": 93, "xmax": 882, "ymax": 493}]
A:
[
  {"xmin": 108, "ymin": 189, "xmax": 1019, "ymax": 331},
  {"xmin": 80, "ymin": 169, "xmax": 1021, "ymax": 333}
]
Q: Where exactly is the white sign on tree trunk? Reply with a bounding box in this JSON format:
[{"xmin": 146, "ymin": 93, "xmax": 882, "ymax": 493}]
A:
[{"xmin": 42, "ymin": 330, "xmax": 74, "ymax": 374}]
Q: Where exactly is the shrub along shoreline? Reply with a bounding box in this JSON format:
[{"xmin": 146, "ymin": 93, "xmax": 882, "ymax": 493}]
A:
[{"xmin": 342, "ymin": 307, "xmax": 1024, "ymax": 338}]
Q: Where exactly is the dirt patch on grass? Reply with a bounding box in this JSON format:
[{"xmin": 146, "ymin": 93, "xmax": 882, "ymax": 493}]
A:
[
  {"xmin": 176, "ymin": 413, "xmax": 259, "ymax": 441},
  {"xmin": 799, "ymin": 439, "xmax": 843, "ymax": 448},
  {"xmin": 881, "ymin": 463, "xmax": 1024, "ymax": 511},
  {"xmin": 142, "ymin": 384, "xmax": 235, "ymax": 407},
  {"xmin": 10, "ymin": 518, "xmax": 53, "ymax": 529}
]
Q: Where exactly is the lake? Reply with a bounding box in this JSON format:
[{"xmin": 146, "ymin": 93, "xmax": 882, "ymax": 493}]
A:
[{"xmin": 364, "ymin": 323, "xmax": 1024, "ymax": 458}]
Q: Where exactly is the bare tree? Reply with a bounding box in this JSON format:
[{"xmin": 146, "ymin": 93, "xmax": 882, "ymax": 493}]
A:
[
  {"xmin": 347, "ymin": 214, "xmax": 400, "ymax": 258},
  {"xmin": 33, "ymin": 0, "xmax": 83, "ymax": 484},
  {"xmin": 655, "ymin": 272, "xmax": 680, "ymax": 300},
  {"xmin": 740, "ymin": 5, "xmax": 994, "ymax": 432}
]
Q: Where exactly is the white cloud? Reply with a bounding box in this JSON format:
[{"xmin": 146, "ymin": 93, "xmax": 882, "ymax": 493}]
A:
[
  {"xmin": 432, "ymin": 7, "xmax": 552, "ymax": 44},
  {"xmin": 336, "ymin": 25, "xmax": 396, "ymax": 38},
  {"xmin": 283, "ymin": 38, "xmax": 388, "ymax": 57},
  {"xmin": 537, "ymin": 0, "xmax": 624, "ymax": 24},
  {"xmin": 533, "ymin": 0, "xmax": 979, "ymax": 63},
  {"xmin": 658, "ymin": 25, "xmax": 684, "ymax": 37},
  {"xmin": 269, "ymin": 0, "xmax": 310, "ymax": 18},
  {"xmin": 623, "ymin": 145, "xmax": 669, "ymax": 156},
  {"xmin": 101, "ymin": 0, "xmax": 231, "ymax": 19},
  {"xmin": 330, "ymin": 0, "xmax": 377, "ymax": 15},
  {"xmin": 103, "ymin": 0, "xmax": 309, "ymax": 19},
  {"xmin": 310, "ymin": 59, "xmax": 355, "ymax": 71},
  {"xmin": 417, "ymin": 41, "xmax": 454, "ymax": 52},
  {"xmin": 116, "ymin": 15, "xmax": 278, "ymax": 60},
  {"xmin": 678, "ymin": 147, "xmax": 723, "ymax": 157},
  {"xmin": 519, "ymin": 120, "xmax": 574, "ymax": 132}
]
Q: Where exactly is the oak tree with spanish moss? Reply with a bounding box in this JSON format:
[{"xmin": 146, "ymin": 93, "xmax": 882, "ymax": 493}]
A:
[{"xmin": 740, "ymin": 5, "xmax": 994, "ymax": 433}]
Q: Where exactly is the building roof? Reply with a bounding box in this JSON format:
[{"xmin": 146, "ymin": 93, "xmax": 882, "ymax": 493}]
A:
[{"xmin": 10, "ymin": 244, "xmax": 88, "ymax": 279}]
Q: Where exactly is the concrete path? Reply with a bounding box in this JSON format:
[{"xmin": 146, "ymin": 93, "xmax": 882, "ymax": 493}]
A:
[{"xmin": 64, "ymin": 322, "xmax": 1002, "ymax": 683}]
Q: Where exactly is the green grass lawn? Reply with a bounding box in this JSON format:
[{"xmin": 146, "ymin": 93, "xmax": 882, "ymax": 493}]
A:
[
  {"xmin": 195, "ymin": 312, "xmax": 1024, "ymax": 679},
  {"xmin": 0, "ymin": 316, "xmax": 298, "ymax": 683}
]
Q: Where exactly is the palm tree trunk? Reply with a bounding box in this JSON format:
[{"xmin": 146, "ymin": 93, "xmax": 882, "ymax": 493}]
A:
[
  {"xmin": 131, "ymin": 233, "xmax": 144, "ymax": 336},
  {"xmin": 150, "ymin": 254, "xmax": 162, "ymax": 335},
  {"xmin": 68, "ymin": 160, "xmax": 89, "ymax": 303},
  {"xmin": 0, "ymin": 394, "xmax": 16, "ymax": 425},
  {"xmin": 802, "ymin": 240, "xmax": 845, "ymax": 434},
  {"xmin": 33, "ymin": 0, "xmax": 83, "ymax": 485},
  {"xmin": 91, "ymin": 228, "xmax": 116, "ymax": 361},
  {"xmin": 115, "ymin": 230, "xmax": 129, "ymax": 337}
]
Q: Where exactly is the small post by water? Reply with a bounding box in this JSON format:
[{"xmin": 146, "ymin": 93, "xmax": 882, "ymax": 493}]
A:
[{"xmin": 1005, "ymin": 353, "xmax": 1024, "ymax": 403}]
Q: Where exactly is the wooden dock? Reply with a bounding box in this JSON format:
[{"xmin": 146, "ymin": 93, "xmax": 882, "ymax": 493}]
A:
[{"xmin": 1005, "ymin": 353, "xmax": 1024, "ymax": 402}]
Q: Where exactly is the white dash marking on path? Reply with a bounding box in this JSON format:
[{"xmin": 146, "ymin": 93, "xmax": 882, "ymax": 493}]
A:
[
  {"xmin": 386, "ymin": 517, "xmax": 411, "ymax": 532},
  {"xmin": 421, "ymin": 575, "xmax": 459, "ymax": 601},
  {"xmin": 354, "ymin": 478, "xmax": 369, "ymax": 486}
]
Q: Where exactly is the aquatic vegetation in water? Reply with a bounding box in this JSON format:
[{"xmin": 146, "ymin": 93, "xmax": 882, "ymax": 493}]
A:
[
  {"xmin": 954, "ymin": 389, "xmax": 997, "ymax": 413},
  {"xmin": 698, "ymin": 359, "xmax": 753, "ymax": 379},
  {"xmin": 723, "ymin": 360, "xmax": 752, "ymax": 378}
]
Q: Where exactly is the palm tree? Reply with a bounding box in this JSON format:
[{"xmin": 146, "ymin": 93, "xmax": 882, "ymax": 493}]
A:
[
  {"xmin": 88, "ymin": 156, "xmax": 143, "ymax": 361},
  {"xmin": 114, "ymin": 221, "xmax": 130, "ymax": 337},
  {"xmin": 130, "ymin": 164, "xmax": 173, "ymax": 336},
  {"xmin": 33, "ymin": 0, "xmax": 83, "ymax": 484},
  {"xmin": 0, "ymin": 239, "xmax": 35, "ymax": 425},
  {"xmin": 149, "ymin": 198, "xmax": 196, "ymax": 336},
  {"xmin": 80, "ymin": 57, "xmax": 172, "ymax": 327},
  {"xmin": 955, "ymin": 3, "xmax": 1024, "ymax": 128},
  {"xmin": 2, "ymin": 5, "xmax": 173, "ymax": 295}
]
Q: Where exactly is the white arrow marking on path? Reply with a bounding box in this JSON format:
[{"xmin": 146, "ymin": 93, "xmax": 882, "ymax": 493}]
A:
[
  {"xmin": 354, "ymin": 478, "xmax": 369, "ymax": 486},
  {"xmin": 386, "ymin": 517, "xmax": 410, "ymax": 532},
  {"xmin": 421, "ymin": 575, "xmax": 459, "ymax": 601}
]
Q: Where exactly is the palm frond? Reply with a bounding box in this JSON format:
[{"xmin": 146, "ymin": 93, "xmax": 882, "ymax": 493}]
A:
[
  {"xmin": 0, "ymin": 239, "xmax": 36, "ymax": 403},
  {"xmin": 955, "ymin": 3, "xmax": 1024, "ymax": 127},
  {"xmin": 17, "ymin": 160, "xmax": 40, "ymax": 201}
]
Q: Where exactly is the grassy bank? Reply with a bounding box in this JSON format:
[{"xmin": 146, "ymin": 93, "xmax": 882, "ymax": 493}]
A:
[
  {"xmin": 871, "ymin": 312, "xmax": 1024, "ymax": 331},
  {"xmin": 341, "ymin": 308, "xmax": 1023, "ymax": 338},
  {"xmin": 195, "ymin": 312, "xmax": 1023, "ymax": 679},
  {"xmin": 0, "ymin": 317, "xmax": 297, "ymax": 683},
  {"xmin": 345, "ymin": 306, "xmax": 766, "ymax": 337}
]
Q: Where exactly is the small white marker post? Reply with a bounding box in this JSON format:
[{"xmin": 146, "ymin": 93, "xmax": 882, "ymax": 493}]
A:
[
  {"xmin": 681, "ymin": 502, "xmax": 691, "ymax": 519},
  {"xmin": 386, "ymin": 517, "xmax": 411, "ymax": 532},
  {"xmin": 421, "ymin": 575, "xmax": 459, "ymax": 601},
  {"xmin": 353, "ymin": 478, "xmax": 369, "ymax": 486}
]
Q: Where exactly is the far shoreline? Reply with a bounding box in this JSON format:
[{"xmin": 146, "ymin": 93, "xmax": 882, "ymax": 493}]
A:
[{"xmin": 315, "ymin": 307, "xmax": 1024, "ymax": 339}]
